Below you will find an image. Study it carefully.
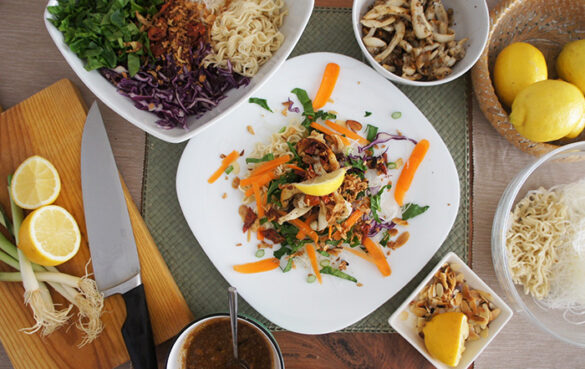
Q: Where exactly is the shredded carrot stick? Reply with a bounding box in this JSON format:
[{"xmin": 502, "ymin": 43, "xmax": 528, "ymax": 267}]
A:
[
  {"xmin": 208, "ymin": 150, "xmax": 239, "ymax": 183},
  {"xmin": 328, "ymin": 225, "xmax": 332, "ymax": 239},
  {"xmin": 333, "ymin": 210, "xmax": 364, "ymax": 240},
  {"xmin": 233, "ymin": 258, "xmax": 280, "ymax": 273},
  {"xmin": 325, "ymin": 120, "xmax": 369, "ymax": 145},
  {"xmin": 306, "ymin": 244, "xmax": 322, "ymax": 284},
  {"xmin": 247, "ymin": 229, "xmax": 251, "ymax": 242},
  {"xmin": 343, "ymin": 246, "xmax": 375, "ymax": 264},
  {"xmin": 313, "ymin": 63, "xmax": 341, "ymax": 110},
  {"xmin": 296, "ymin": 213, "xmax": 317, "ymax": 240},
  {"xmin": 286, "ymin": 164, "xmax": 306, "ymax": 173},
  {"xmin": 250, "ymin": 155, "xmax": 292, "ymax": 176},
  {"xmin": 257, "ymin": 227, "xmax": 264, "ymax": 241},
  {"xmin": 394, "ymin": 139, "xmax": 430, "ymax": 206},
  {"xmin": 252, "ymin": 183, "xmax": 264, "ymax": 218},
  {"xmin": 310, "ymin": 122, "xmax": 350, "ymax": 145},
  {"xmin": 240, "ymin": 170, "xmax": 276, "ymax": 187},
  {"xmin": 362, "ymin": 237, "xmax": 391, "ymax": 277},
  {"xmin": 290, "ymin": 218, "xmax": 319, "ymax": 244}
]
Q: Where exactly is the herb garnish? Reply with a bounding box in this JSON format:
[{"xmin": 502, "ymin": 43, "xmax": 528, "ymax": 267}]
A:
[
  {"xmin": 320, "ymin": 266, "xmax": 358, "ymax": 283},
  {"xmin": 366, "ymin": 124, "xmax": 379, "ymax": 142},
  {"xmin": 224, "ymin": 165, "xmax": 234, "ymax": 174},
  {"xmin": 249, "ymin": 97, "xmax": 273, "ymax": 112},
  {"xmin": 246, "ymin": 153, "xmax": 274, "ymax": 164},
  {"xmin": 291, "ymin": 88, "xmax": 314, "ymax": 117},
  {"xmin": 370, "ymin": 184, "xmax": 392, "ymax": 222},
  {"xmin": 281, "ymin": 258, "xmax": 293, "ymax": 272},
  {"xmin": 401, "ymin": 203, "xmax": 430, "ymax": 220},
  {"xmin": 365, "ymin": 111, "xmax": 372, "ymax": 117}
]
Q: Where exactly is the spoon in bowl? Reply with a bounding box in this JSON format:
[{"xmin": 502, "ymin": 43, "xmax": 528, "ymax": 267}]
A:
[{"xmin": 228, "ymin": 287, "xmax": 249, "ymax": 369}]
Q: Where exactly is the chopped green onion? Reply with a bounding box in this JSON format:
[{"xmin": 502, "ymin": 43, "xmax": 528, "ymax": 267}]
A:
[
  {"xmin": 224, "ymin": 165, "xmax": 234, "ymax": 174},
  {"xmin": 282, "ymin": 258, "xmax": 293, "ymax": 273},
  {"xmin": 364, "ymin": 111, "xmax": 372, "ymax": 117},
  {"xmin": 319, "ymin": 259, "xmax": 330, "ymax": 267},
  {"xmin": 249, "ymin": 97, "xmax": 273, "ymax": 112},
  {"xmin": 307, "ymin": 274, "xmax": 317, "ymax": 283},
  {"xmin": 255, "ymin": 249, "xmax": 265, "ymax": 258},
  {"xmin": 317, "ymin": 250, "xmax": 330, "ymax": 256},
  {"xmin": 387, "ymin": 162, "xmax": 397, "ymax": 169},
  {"xmin": 278, "ymin": 126, "xmax": 286, "ymax": 133},
  {"xmin": 246, "ymin": 153, "xmax": 274, "ymax": 164},
  {"xmin": 391, "ymin": 111, "xmax": 402, "ymax": 119}
]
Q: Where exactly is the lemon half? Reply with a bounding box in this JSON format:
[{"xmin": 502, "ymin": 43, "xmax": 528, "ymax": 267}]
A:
[
  {"xmin": 423, "ymin": 312, "xmax": 469, "ymax": 367},
  {"xmin": 293, "ymin": 168, "xmax": 346, "ymax": 196},
  {"xmin": 18, "ymin": 205, "xmax": 81, "ymax": 266},
  {"xmin": 11, "ymin": 155, "xmax": 61, "ymax": 210}
]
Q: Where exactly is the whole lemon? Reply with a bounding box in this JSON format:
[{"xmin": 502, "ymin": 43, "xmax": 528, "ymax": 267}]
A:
[
  {"xmin": 510, "ymin": 79, "xmax": 585, "ymax": 142},
  {"xmin": 494, "ymin": 42, "xmax": 548, "ymax": 107},
  {"xmin": 557, "ymin": 39, "xmax": 585, "ymax": 94}
]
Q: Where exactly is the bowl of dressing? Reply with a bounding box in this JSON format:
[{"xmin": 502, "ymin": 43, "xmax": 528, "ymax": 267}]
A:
[{"xmin": 166, "ymin": 313, "xmax": 284, "ymax": 369}]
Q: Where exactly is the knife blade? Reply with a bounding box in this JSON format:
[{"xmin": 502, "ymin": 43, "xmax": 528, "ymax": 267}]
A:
[{"xmin": 81, "ymin": 101, "xmax": 157, "ymax": 369}]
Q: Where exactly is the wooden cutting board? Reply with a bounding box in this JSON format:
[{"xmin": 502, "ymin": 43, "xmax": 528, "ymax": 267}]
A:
[{"xmin": 0, "ymin": 79, "xmax": 194, "ymax": 369}]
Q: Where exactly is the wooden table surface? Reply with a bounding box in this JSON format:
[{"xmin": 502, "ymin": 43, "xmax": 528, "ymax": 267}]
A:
[{"xmin": 1, "ymin": 0, "xmax": 584, "ymax": 368}]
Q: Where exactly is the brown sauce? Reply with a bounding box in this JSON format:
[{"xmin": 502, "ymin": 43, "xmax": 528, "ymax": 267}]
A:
[{"xmin": 182, "ymin": 317, "xmax": 274, "ymax": 369}]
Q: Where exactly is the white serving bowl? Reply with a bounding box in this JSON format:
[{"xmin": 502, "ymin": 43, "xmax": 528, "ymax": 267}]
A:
[
  {"xmin": 389, "ymin": 252, "xmax": 513, "ymax": 369},
  {"xmin": 352, "ymin": 0, "xmax": 489, "ymax": 86},
  {"xmin": 44, "ymin": 0, "xmax": 314, "ymax": 143}
]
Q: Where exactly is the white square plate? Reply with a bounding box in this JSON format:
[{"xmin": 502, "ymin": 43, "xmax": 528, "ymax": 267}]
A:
[
  {"xmin": 176, "ymin": 52, "xmax": 460, "ymax": 334},
  {"xmin": 389, "ymin": 252, "xmax": 513, "ymax": 369},
  {"xmin": 44, "ymin": 0, "xmax": 314, "ymax": 143}
]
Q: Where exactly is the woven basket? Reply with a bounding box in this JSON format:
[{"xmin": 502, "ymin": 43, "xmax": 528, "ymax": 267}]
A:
[{"xmin": 471, "ymin": 0, "xmax": 585, "ymax": 156}]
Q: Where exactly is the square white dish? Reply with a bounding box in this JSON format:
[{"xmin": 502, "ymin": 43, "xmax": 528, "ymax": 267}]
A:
[
  {"xmin": 176, "ymin": 52, "xmax": 460, "ymax": 334},
  {"xmin": 44, "ymin": 0, "xmax": 314, "ymax": 143},
  {"xmin": 389, "ymin": 252, "xmax": 513, "ymax": 369}
]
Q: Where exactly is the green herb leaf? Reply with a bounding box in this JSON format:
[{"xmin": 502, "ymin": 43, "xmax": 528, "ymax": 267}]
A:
[
  {"xmin": 127, "ymin": 53, "xmax": 140, "ymax": 77},
  {"xmin": 259, "ymin": 217, "xmax": 268, "ymax": 225},
  {"xmin": 281, "ymin": 258, "xmax": 293, "ymax": 272},
  {"xmin": 291, "ymin": 88, "xmax": 314, "ymax": 117},
  {"xmin": 249, "ymin": 97, "xmax": 273, "ymax": 112},
  {"xmin": 380, "ymin": 231, "xmax": 391, "ymax": 247},
  {"xmin": 224, "ymin": 165, "xmax": 234, "ymax": 174},
  {"xmin": 401, "ymin": 203, "xmax": 430, "ymax": 220},
  {"xmin": 319, "ymin": 266, "xmax": 357, "ymax": 283},
  {"xmin": 366, "ymin": 124, "xmax": 379, "ymax": 142},
  {"xmin": 246, "ymin": 153, "xmax": 274, "ymax": 164},
  {"xmin": 313, "ymin": 110, "xmax": 336, "ymax": 121},
  {"xmin": 278, "ymin": 126, "xmax": 286, "ymax": 133},
  {"xmin": 370, "ymin": 184, "xmax": 392, "ymax": 222},
  {"xmin": 317, "ymin": 250, "xmax": 330, "ymax": 257},
  {"xmin": 364, "ymin": 111, "xmax": 372, "ymax": 117},
  {"xmin": 349, "ymin": 157, "xmax": 367, "ymax": 173}
]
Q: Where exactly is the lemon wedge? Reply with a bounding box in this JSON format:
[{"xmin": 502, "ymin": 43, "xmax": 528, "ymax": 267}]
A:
[
  {"xmin": 293, "ymin": 168, "xmax": 346, "ymax": 196},
  {"xmin": 11, "ymin": 155, "xmax": 61, "ymax": 210},
  {"xmin": 18, "ymin": 205, "xmax": 81, "ymax": 266},
  {"xmin": 423, "ymin": 312, "xmax": 469, "ymax": 367}
]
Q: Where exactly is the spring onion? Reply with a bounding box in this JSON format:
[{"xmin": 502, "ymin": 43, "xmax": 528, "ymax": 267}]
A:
[
  {"xmin": 306, "ymin": 274, "xmax": 317, "ymax": 283},
  {"xmin": 255, "ymin": 249, "xmax": 265, "ymax": 258},
  {"xmin": 391, "ymin": 111, "xmax": 402, "ymax": 119}
]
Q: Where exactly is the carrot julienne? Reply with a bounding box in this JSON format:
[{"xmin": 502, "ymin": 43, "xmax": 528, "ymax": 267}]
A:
[
  {"xmin": 333, "ymin": 210, "xmax": 363, "ymax": 240},
  {"xmin": 208, "ymin": 150, "xmax": 239, "ymax": 183},
  {"xmin": 310, "ymin": 122, "xmax": 350, "ymax": 145},
  {"xmin": 313, "ymin": 63, "xmax": 340, "ymax": 110},
  {"xmin": 306, "ymin": 244, "xmax": 322, "ymax": 284},
  {"xmin": 240, "ymin": 170, "xmax": 276, "ymax": 187},
  {"xmin": 325, "ymin": 120, "xmax": 369, "ymax": 145},
  {"xmin": 394, "ymin": 139, "xmax": 430, "ymax": 206},
  {"xmin": 257, "ymin": 227, "xmax": 264, "ymax": 241},
  {"xmin": 286, "ymin": 164, "xmax": 306, "ymax": 173},
  {"xmin": 343, "ymin": 246, "xmax": 375, "ymax": 264},
  {"xmin": 250, "ymin": 154, "xmax": 292, "ymax": 176},
  {"xmin": 252, "ymin": 183, "xmax": 264, "ymax": 218},
  {"xmin": 296, "ymin": 213, "xmax": 317, "ymax": 240},
  {"xmin": 289, "ymin": 218, "xmax": 319, "ymax": 244},
  {"xmin": 362, "ymin": 237, "xmax": 392, "ymax": 277},
  {"xmin": 233, "ymin": 258, "xmax": 280, "ymax": 273}
]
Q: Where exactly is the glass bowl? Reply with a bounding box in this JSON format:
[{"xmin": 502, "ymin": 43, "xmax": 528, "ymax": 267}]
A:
[{"xmin": 492, "ymin": 141, "xmax": 585, "ymax": 346}]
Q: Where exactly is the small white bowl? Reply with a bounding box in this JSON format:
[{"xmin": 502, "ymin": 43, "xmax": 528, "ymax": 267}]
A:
[
  {"xmin": 352, "ymin": 0, "xmax": 489, "ymax": 86},
  {"xmin": 44, "ymin": 0, "xmax": 314, "ymax": 143},
  {"xmin": 389, "ymin": 252, "xmax": 513, "ymax": 369},
  {"xmin": 166, "ymin": 313, "xmax": 284, "ymax": 369}
]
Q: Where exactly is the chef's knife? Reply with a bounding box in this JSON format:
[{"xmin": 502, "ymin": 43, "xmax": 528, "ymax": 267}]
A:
[{"xmin": 81, "ymin": 102, "xmax": 157, "ymax": 369}]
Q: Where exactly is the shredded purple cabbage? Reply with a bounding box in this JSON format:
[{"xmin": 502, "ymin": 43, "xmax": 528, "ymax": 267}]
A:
[
  {"xmin": 359, "ymin": 132, "xmax": 418, "ymax": 153},
  {"xmin": 368, "ymin": 220, "xmax": 396, "ymax": 237},
  {"xmin": 100, "ymin": 40, "xmax": 249, "ymax": 129},
  {"xmin": 286, "ymin": 98, "xmax": 300, "ymax": 113}
]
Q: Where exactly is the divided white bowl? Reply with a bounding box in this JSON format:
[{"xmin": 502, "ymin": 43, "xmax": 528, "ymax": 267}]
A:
[{"xmin": 44, "ymin": 0, "xmax": 314, "ymax": 143}]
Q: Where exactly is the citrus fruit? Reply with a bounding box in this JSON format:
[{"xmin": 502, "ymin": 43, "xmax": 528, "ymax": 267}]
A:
[
  {"xmin": 510, "ymin": 79, "xmax": 585, "ymax": 142},
  {"xmin": 18, "ymin": 205, "xmax": 81, "ymax": 266},
  {"xmin": 293, "ymin": 168, "xmax": 346, "ymax": 196},
  {"xmin": 493, "ymin": 42, "xmax": 548, "ymax": 107},
  {"xmin": 557, "ymin": 39, "xmax": 585, "ymax": 94},
  {"xmin": 10, "ymin": 155, "xmax": 61, "ymax": 210},
  {"xmin": 423, "ymin": 312, "xmax": 469, "ymax": 367}
]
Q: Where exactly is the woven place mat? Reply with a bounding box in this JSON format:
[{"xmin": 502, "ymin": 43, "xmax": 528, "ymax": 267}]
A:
[{"xmin": 141, "ymin": 7, "xmax": 469, "ymax": 333}]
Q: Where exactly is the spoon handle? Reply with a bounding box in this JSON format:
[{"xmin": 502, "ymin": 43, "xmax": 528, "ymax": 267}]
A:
[{"xmin": 228, "ymin": 286, "xmax": 239, "ymax": 361}]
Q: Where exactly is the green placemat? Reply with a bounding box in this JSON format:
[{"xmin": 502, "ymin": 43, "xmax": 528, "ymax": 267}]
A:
[{"xmin": 141, "ymin": 7, "xmax": 469, "ymax": 333}]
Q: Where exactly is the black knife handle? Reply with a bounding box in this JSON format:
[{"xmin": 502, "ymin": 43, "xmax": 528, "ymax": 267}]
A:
[{"xmin": 121, "ymin": 284, "xmax": 157, "ymax": 369}]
